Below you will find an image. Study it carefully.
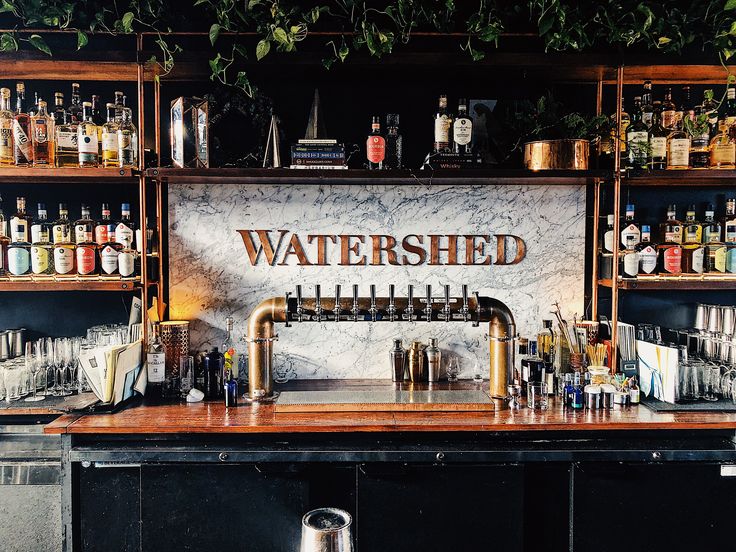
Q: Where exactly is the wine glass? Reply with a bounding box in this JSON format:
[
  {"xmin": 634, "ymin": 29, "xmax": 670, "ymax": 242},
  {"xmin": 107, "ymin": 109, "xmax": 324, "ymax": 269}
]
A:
[
  {"xmin": 53, "ymin": 338, "xmax": 71, "ymax": 397},
  {"xmin": 472, "ymin": 358, "xmax": 483, "ymax": 385},
  {"xmin": 24, "ymin": 341, "xmax": 44, "ymax": 402},
  {"xmin": 42, "ymin": 337, "xmax": 55, "ymax": 396},
  {"xmin": 446, "ymin": 357, "xmax": 460, "ymax": 382},
  {"xmin": 62, "ymin": 338, "xmax": 75, "ymax": 394}
]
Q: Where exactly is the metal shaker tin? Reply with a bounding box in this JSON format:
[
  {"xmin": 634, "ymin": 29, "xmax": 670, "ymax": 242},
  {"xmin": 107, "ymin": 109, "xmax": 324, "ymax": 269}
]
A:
[{"xmin": 407, "ymin": 341, "xmax": 425, "ymax": 382}]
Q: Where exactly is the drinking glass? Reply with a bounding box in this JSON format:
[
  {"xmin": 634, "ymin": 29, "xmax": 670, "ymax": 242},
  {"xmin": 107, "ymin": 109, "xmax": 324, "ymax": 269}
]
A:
[
  {"xmin": 472, "ymin": 359, "xmax": 483, "ymax": 384},
  {"xmin": 702, "ymin": 365, "xmax": 721, "ymax": 401},
  {"xmin": 4, "ymin": 362, "xmax": 23, "ymax": 402},
  {"xmin": 529, "ymin": 382, "xmax": 549, "ymax": 410},
  {"xmin": 24, "ymin": 342, "xmax": 44, "ymax": 402},
  {"xmin": 445, "ymin": 357, "xmax": 459, "ymax": 382},
  {"xmin": 62, "ymin": 337, "xmax": 76, "ymax": 394},
  {"xmin": 54, "ymin": 338, "xmax": 72, "ymax": 397}
]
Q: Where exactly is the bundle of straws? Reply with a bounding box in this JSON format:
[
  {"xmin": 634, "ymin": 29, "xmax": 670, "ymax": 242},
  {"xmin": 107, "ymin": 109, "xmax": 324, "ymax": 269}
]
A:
[
  {"xmin": 586, "ymin": 343, "xmax": 607, "ymax": 366},
  {"xmin": 552, "ymin": 302, "xmax": 581, "ymax": 354}
]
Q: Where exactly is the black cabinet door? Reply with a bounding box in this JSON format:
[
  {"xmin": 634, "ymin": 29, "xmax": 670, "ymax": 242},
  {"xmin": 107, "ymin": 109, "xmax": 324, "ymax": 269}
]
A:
[
  {"xmin": 573, "ymin": 462, "xmax": 736, "ymax": 551},
  {"xmin": 139, "ymin": 463, "xmax": 355, "ymax": 552},
  {"xmin": 357, "ymin": 463, "xmax": 525, "ymax": 551}
]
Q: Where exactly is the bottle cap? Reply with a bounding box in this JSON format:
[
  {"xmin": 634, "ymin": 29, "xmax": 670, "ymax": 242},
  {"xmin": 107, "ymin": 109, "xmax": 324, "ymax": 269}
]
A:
[
  {"xmin": 82, "ymin": 101, "xmax": 91, "ymax": 107},
  {"xmin": 37, "ymin": 202, "xmax": 45, "ymax": 210},
  {"xmin": 642, "ymin": 225, "xmax": 651, "ymax": 232},
  {"xmin": 607, "ymin": 214, "xmax": 614, "ymax": 224},
  {"xmin": 58, "ymin": 202, "xmax": 67, "ymax": 210},
  {"xmin": 626, "ymin": 204, "xmax": 635, "ymax": 211},
  {"xmin": 121, "ymin": 203, "xmax": 130, "ymax": 210},
  {"xmin": 386, "ymin": 113, "xmax": 399, "ymax": 127}
]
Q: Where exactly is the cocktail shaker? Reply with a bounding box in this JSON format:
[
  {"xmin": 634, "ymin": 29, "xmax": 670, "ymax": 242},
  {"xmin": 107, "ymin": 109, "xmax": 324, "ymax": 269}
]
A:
[
  {"xmin": 8, "ymin": 328, "xmax": 25, "ymax": 358},
  {"xmin": 407, "ymin": 341, "xmax": 425, "ymax": 382},
  {"xmin": 0, "ymin": 331, "xmax": 9, "ymax": 360},
  {"xmin": 426, "ymin": 338, "xmax": 441, "ymax": 383},
  {"xmin": 300, "ymin": 508, "xmax": 353, "ymax": 552},
  {"xmin": 389, "ymin": 339, "xmax": 406, "ymax": 382}
]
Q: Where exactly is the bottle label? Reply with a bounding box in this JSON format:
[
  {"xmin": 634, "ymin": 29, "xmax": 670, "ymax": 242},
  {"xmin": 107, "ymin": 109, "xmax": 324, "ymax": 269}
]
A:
[
  {"xmin": 102, "ymin": 131, "xmax": 118, "ymax": 153},
  {"xmin": 620, "ymin": 224, "xmax": 641, "ymax": 247},
  {"xmin": 690, "ymin": 247, "xmax": 705, "ymax": 273},
  {"xmin": 100, "ymin": 245, "xmax": 119, "ymax": 274},
  {"xmin": 115, "ymin": 223, "xmax": 134, "ymax": 248},
  {"xmin": 603, "ymin": 230, "xmax": 613, "ymax": 253},
  {"xmin": 662, "ymin": 110, "xmax": 676, "ymax": 129},
  {"xmin": 119, "ymin": 250, "xmax": 135, "ymax": 277},
  {"xmin": 726, "ymin": 220, "xmax": 736, "ymax": 243},
  {"xmin": 53, "ymin": 247, "xmax": 74, "ymax": 274},
  {"xmin": 627, "ymin": 131, "xmax": 648, "ymax": 158},
  {"xmin": 74, "ymin": 224, "xmax": 87, "ymax": 244},
  {"xmin": 664, "ymin": 227, "xmax": 683, "ymax": 244},
  {"xmin": 76, "ymin": 245, "xmax": 96, "ymax": 275},
  {"xmin": 33, "ymin": 119, "xmax": 49, "ymax": 143},
  {"xmin": 650, "ymin": 136, "xmax": 667, "ymax": 158},
  {"xmin": 147, "ymin": 352, "xmax": 165, "ymax": 383},
  {"xmin": 366, "ymin": 135, "xmax": 385, "ymax": 163},
  {"xmin": 31, "ymin": 246, "xmax": 50, "ymax": 274},
  {"xmin": 623, "ymin": 251, "xmax": 639, "ymax": 277},
  {"xmin": 662, "ymin": 246, "xmax": 682, "ymax": 274},
  {"xmin": 10, "ymin": 217, "xmax": 28, "ymax": 242},
  {"xmin": 684, "ymin": 225, "xmax": 702, "ymax": 243},
  {"xmin": 78, "ymin": 130, "xmax": 98, "ymax": 154},
  {"xmin": 30, "ymin": 224, "xmax": 46, "ymax": 245},
  {"xmin": 95, "ymin": 224, "xmax": 112, "ymax": 245},
  {"xmin": 56, "ymin": 129, "xmax": 77, "ymax": 150},
  {"xmin": 642, "ymin": 112, "xmax": 653, "ymax": 127},
  {"xmin": 0, "ymin": 125, "xmax": 12, "ymax": 153},
  {"xmin": 727, "ymin": 248, "xmax": 736, "ymax": 273},
  {"xmin": 453, "ymin": 118, "xmax": 472, "ymax": 145},
  {"xmin": 711, "ymin": 143, "xmax": 735, "ymax": 166},
  {"xmin": 12, "ymin": 120, "xmax": 32, "ymax": 162},
  {"xmin": 639, "ymin": 246, "xmax": 657, "ymax": 274},
  {"xmin": 668, "ymin": 138, "xmax": 690, "ymax": 167},
  {"xmin": 52, "ymin": 224, "xmax": 69, "ymax": 244},
  {"xmin": 714, "ymin": 246, "xmax": 727, "ymax": 273},
  {"xmin": 7, "ymin": 246, "xmax": 29, "ymax": 275},
  {"xmin": 704, "ymin": 227, "xmax": 721, "ymax": 243},
  {"xmin": 434, "ymin": 115, "xmax": 450, "ymax": 143}
]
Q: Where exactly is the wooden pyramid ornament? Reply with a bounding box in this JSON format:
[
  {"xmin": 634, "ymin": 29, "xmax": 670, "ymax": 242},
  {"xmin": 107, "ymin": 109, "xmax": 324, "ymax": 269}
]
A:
[
  {"xmin": 304, "ymin": 88, "xmax": 328, "ymax": 139},
  {"xmin": 263, "ymin": 114, "xmax": 282, "ymax": 168}
]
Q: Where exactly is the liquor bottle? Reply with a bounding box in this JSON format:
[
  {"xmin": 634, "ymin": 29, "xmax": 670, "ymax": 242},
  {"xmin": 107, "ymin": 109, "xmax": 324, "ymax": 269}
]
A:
[
  {"xmin": 571, "ymin": 372, "xmax": 584, "ymax": 410},
  {"xmin": 453, "ymin": 98, "xmax": 473, "ymax": 155},
  {"xmin": 659, "ymin": 204, "xmax": 683, "ymax": 245},
  {"xmin": 203, "ymin": 347, "xmax": 224, "ymax": 400},
  {"xmin": 620, "ymin": 235, "xmax": 639, "ymax": 278},
  {"xmin": 620, "ymin": 204, "xmax": 641, "ymax": 247},
  {"xmin": 677, "ymin": 85, "xmax": 695, "ymax": 127},
  {"xmin": 52, "ymin": 203, "xmax": 71, "ymax": 245},
  {"xmin": 703, "ymin": 204, "xmax": 722, "ymax": 243},
  {"xmin": 101, "ymin": 103, "xmax": 119, "ymax": 168},
  {"xmin": 433, "ymin": 94, "xmax": 452, "ymax": 153},
  {"xmin": 77, "ymin": 102, "xmax": 99, "ymax": 167},
  {"xmin": 146, "ymin": 323, "xmax": 166, "ymax": 401},
  {"xmin": 661, "ymin": 87, "xmax": 677, "ymax": 129},
  {"xmin": 67, "ymin": 83, "xmax": 82, "ymax": 124},
  {"xmin": 648, "ymin": 104, "xmax": 668, "ymax": 170},
  {"xmin": 618, "ymin": 99, "xmax": 630, "ymax": 153},
  {"xmin": 30, "ymin": 214, "xmax": 53, "ymax": 276},
  {"xmin": 98, "ymin": 230, "xmax": 122, "ymax": 278},
  {"xmin": 30, "ymin": 100, "xmax": 54, "ymax": 167},
  {"xmin": 723, "ymin": 85, "xmax": 736, "ymax": 129},
  {"xmin": 0, "ymin": 196, "xmax": 8, "ymax": 276},
  {"xmin": 683, "ymin": 204, "xmax": 702, "ymax": 244},
  {"xmin": 53, "ymin": 230, "xmax": 76, "ymax": 278},
  {"xmin": 91, "ymin": 95, "xmax": 104, "ymax": 126},
  {"xmin": 12, "ymin": 82, "xmax": 33, "ymax": 166},
  {"xmin": 6, "ymin": 231, "xmax": 30, "ymax": 277},
  {"xmin": 703, "ymin": 89, "xmax": 720, "ymax": 137},
  {"xmin": 76, "ymin": 225, "xmax": 98, "ymax": 278},
  {"xmin": 636, "ymin": 226, "xmax": 658, "ymax": 276},
  {"xmin": 55, "ymin": 109, "xmax": 78, "ymax": 168},
  {"xmin": 366, "ymin": 116, "xmax": 385, "ymax": 170},
  {"xmin": 562, "ymin": 373, "xmax": 574, "ymax": 406},
  {"xmin": 709, "ymin": 118, "xmax": 736, "ymax": 169},
  {"xmin": 521, "ymin": 340, "xmax": 545, "ymax": 395},
  {"xmin": 118, "ymin": 241, "xmax": 136, "ymax": 278},
  {"xmin": 117, "ymin": 107, "xmax": 138, "ymax": 168},
  {"xmin": 95, "ymin": 203, "xmax": 114, "ymax": 245},
  {"xmin": 657, "ymin": 229, "xmax": 683, "ymax": 275},
  {"xmin": 602, "ymin": 214, "xmax": 615, "ymax": 253},
  {"xmin": 538, "ymin": 320, "xmax": 556, "ymax": 395},
  {"xmin": 514, "ymin": 337, "xmax": 528, "ymax": 389},
  {"xmin": 115, "ymin": 203, "xmax": 136, "ymax": 250},
  {"xmin": 723, "ymin": 198, "xmax": 736, "ymax": 243},
  {"xmin": 52, "ymin": 92, "xmax": 66, "ymax": 125},
  {"xmin": 74, "ymin": 204, "xmax": 95, "ymax": 244},
  {"xmin": 29, "ymin": 92, "xmax": 40, "ymax": 118},
  {"xmin": 10, "ymin": 196, "xmax": 30, "ymax": 244},
  {"xmin": 666, "ymin": 118, "xmax": 691, "ymax": 170},
  {"xmin": 689, "ymin": 105, "xmax": 711, "ymax": 169},
  {"xmin": 0, "ymin": 88, "xmax": 13, "ymax": 166},
  {"xmin": 113, "ymin": 91, "xmax": 125, "ymax": 123},
  {"xmin": 626, "ymin": 97, "xmax": 648, "ymax": 169},
  {"xmin": 222, "ymin": 316, "xmax": 239, "ymax": 386},
  {"xmin": 641, "ymin": 80, "xmax": 654, "ymax": 128}
]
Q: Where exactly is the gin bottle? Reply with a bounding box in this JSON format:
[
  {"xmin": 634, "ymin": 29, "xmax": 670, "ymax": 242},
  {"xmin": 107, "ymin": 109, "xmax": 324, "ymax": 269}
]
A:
[
  {"xmin": 77, "ymin": 101, "xmax": 99, "ymax": 167},
  {"xmin": 0, "ymin": 87, "xmax": 13, "ymax": 166}
]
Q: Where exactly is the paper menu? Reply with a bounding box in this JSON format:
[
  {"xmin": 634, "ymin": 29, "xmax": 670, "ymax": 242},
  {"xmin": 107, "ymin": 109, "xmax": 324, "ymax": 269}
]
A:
[{"xmin": 637, "ymin": 340, "xmax": 678, "ymax": 404}]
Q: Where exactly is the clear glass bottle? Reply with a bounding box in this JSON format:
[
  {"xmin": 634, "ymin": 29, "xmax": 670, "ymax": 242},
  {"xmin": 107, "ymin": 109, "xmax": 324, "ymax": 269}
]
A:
[
  {"xmin": 10, "ymin": 196, "xmax": 30, "ymax": 244},
  {"xmin": 620, "ymin": 203, "xmax": 641, "ymax": 247},
  {"xmin": 101, "ymin": 102, "xmax": 119, "ymax": 168},
  {"xmin": 74, "ymin": 204, "xmax": 95, "ymax": 245},
  {"xmin": 222, "ymin": 316, "xmax": 240, "ymax": 385},
  {"xmin": 433, "ymin": 94, "xmax": 452, "ymax": 153},
  {"xmin": 636, "ymin": 225, "xmax": 658, "ymax": 276},
  {"xmin": 709, "ymin": 119, "xmax": 736, "ymax": 169},
  {"xmin": 7, "ymin": 232, "xmax": 30, "ymax": 277},
  {"xmin": 12, "ymin": 82, "xmax": 32, "ymax": 166},
  {"xmin": 703, "ymin": 89, "xmax": 720, "ymax": 137},
  {"xmin": 117, "ymin": 107, "xmax": 138, "ymax": 168},
  {"xmin": 146, "ymin": 323, "xmax": 166, "ymax": 401},
  {"xmin": 453, "ymin": 98, "xmax": 473, "ymax": 155},
  {"xmin": 67, "ymin": 82, "xmax": 82, "ymax": 124},
  {"xmin": 30, "ymin": 212, "xmax": 53, "ymax": 277},
  {"xmin": 723, "ymin": 85, "xmax": 736, "ymax": 129},
  {"xmin": 30, "ymin": 203, "xmax": 51, "ymax": 245},
  {"xmin": 77, "ymin": 101, "xmax": 99, "ymax": 167},
  {"xmin": 620, "ymin": 235, "xmax": 639, "ymax": 279},
  {"xmin": 661, "ymin": 87, "xmax": 677, "ymax": 130},
  {"xmin": 118, "ymin": 241, "xmax": 136, "ymax": 278},
  {"xmin": 659, "ymin": 204, "xmax": 683, "ymax": 245},
  {"xmin": 115, "ymin": 203, "xmax": 136, "ymax": 250},
  {"xmin": 366, "ymin": 116, "xmax": 385, "ymax": 170},
  {"xmin": 53, "ymin": 230, "xmax": 76, "ymax": 278},
  {"xmin": 683, "ymin": 204, "xmax": 703, "ymax": 244},
  {"xmin": 648, "ymin": 103, "xmax": 668, "ymax": 170},
  {"xmin": 0, "ymin": 88, "xmax": 13, "ymax": 165},
  {"xmin": 52, "ymin": 203, "xmax": 71, "ymax": 245},
  {"xmin": 76, "ymin": 225, "xmax": 98, "ymax": 278},
  {"xmin": 723, "ymin": 198, "xmax": 736, "ymax": 243},
  {"xmin": 30, "ymin": 100, "xmax": 54, "ymax": 167},
  {"xmin": 0, "ymin": 195, "xmax": 9, "ymax": 276},
  {"xmin": 666, "ymin": 119, "xmax": 691, "ymax": 170},
  {"xmin": 689, "ymin": 106, "xmax": 711, "ymax": 169},
  {"xmin": 98, "ymin": 226, "xmax": 122, "ymax": 278},
  {"xmin": 626, "ymin": 97, "xmax": 648, "ymax": 169},
  {"xmin": 52, "ymin": 92, "xmax": 66, "ymax": 125},
  {"xmin": 55, "ymin": 109, "xmax": 78, "ymax": 168},
  {"xmin": 640, "ymin": 80, "xmax": 654, "ymax": 128},
  {"xmin": 602, "ymin": 213, "xmax": 615, "ymax": 253},
  {"xmin": 703, "ymin": 204, "xmax": 722, "ymax": 244},
  {"xmin": 29, "ymin": 91, "xmax": 39, "ymax": 118},
  {"xmin": 113, "ymin": 90, "xmax": 125, "ymax": 123},
  {"xmin": 95, "ymin": 203, "xmax": 114, "ymax": 246},
  {"xmin": 679, "ymin": 85, "xmax": 695, "ymax": 127}
]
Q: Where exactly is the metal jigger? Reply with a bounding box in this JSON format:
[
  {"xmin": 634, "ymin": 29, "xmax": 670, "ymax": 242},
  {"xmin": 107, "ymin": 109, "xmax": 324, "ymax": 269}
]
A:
[
  {"xmin": 694, "ymin": 304, "xmax": 708, "ymax": 331},
  {"xmin": 263, "ymin": 114, "xmax": 282, "ymax": 168},
  {"xmin": 300, "ymin": 508, "xmax": 353, "ymax": 552},
  {"xmin": 507, "ymin": 384, "xmax": 522, "ymax": 410},
  {"xmin": 723, "ymin": 307, "xmax": 735, "ymax": 337},
  {"xmin": 707, "ymin": 305, "xmax": 722, "ymax": 334}
]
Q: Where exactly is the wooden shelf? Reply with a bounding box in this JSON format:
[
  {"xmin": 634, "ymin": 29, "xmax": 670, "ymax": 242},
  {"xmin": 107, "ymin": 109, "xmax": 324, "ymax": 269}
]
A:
[
  {"xmin": 0, "ymin": 278, "xmax": 141, "ymax": 292},
  {"xmin": 0, "ymin": 167, "xmax": 138, "ymax": 183},
  {"xmin": 622, "ymin": 170, "xmax": 736, "ymax": 186},
  {"xmin": 599, "ymin": 277, "xmax": 736, "ymax": 291},
  {"xmin": 148, "ymin": 168, "xmax": 608, "ymax": 186}
]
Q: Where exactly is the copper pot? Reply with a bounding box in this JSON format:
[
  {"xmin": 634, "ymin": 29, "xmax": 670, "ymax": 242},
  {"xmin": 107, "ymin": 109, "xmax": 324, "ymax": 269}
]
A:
[{"xmin": 523, "ymin": 139, "xmax": 590, "ymax": 170}]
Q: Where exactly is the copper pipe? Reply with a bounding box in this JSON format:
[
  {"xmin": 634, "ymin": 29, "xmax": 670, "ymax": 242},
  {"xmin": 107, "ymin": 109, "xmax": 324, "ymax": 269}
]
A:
[
  {"xmin": 136, "ymin": 32, "xmax": 149, "ymax": 339},
  {"xmin": 246, "ymin": 294, "xmax": 515, "ymax": 402},
  {"xmin": 610, "ymin": 65, "xmax": 625, "ymax": 372}
]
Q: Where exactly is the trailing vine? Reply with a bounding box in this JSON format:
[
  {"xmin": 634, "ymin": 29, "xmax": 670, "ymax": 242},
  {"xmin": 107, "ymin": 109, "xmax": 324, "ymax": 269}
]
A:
[{"xmin": 1, "ymin": 1, "xmax": 736, "ymax": 95}]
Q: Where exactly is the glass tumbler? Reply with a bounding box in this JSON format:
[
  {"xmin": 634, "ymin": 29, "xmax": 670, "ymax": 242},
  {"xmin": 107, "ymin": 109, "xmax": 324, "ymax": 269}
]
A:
[{"xmin": 529, "ymin": 382, "xmax": 549, "ymax": 410}]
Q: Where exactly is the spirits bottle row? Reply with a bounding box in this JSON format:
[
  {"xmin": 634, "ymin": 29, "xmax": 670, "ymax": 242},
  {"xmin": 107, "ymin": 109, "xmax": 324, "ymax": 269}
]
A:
[
  {"xmin": 0, "ymin": 82, "xmax": 138, "ymax": 169},
  {"xmin": 0, "ymin": 196, "xmax": 140, "ymax": 279},
  {"xmin": 600, "ymin": 200, "xmax": 736, "ymax": 277}
]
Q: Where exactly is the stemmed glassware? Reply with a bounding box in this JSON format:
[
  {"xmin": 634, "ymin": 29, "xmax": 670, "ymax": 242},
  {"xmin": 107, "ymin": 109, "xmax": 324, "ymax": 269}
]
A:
[
  {"xmin": 23, "ymin": 341, "xmax": 44, "ymax": 402},
  {"xmin": 54, "ymin": 337, "xmax": 72, "ymax": 397}
]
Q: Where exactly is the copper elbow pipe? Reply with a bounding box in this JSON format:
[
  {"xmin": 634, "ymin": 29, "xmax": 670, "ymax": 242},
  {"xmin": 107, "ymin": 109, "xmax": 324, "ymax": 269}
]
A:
[
  {"xmin": 486, "ymin": 298, "xmax": 517, "ymax": 399},
  {"xmin": 246, "ymin": 297, "xmax": 287, "ymax": 400}
]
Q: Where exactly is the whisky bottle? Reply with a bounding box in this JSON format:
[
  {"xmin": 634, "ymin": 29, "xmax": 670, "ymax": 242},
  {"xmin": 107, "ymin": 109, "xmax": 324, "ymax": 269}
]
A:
[
  {"xmin": 95, "ymin": 203, "xmax": 115, "ymax": 245},
  {"xmin": 709, "ymin": 119, "xmax": 735, "ymax": 169},
  {"xmin": 453, "ymin": 98, "xmax": 473, "ymax": 155},
  {"xmin": 115, "ymin": 203, "xmax": 136, "ymax": 250},
  {"xmin": 77, "ymin": 102, "xmax": 99, "ymax": 167},
  {"xmin": 146, "ymin": 322, "xmax": 166, "ymax": 401},
  {"xmin": 648, "ymin": 103, "xmax": 668, "ymax": 170},
  {"xmin": 74, "ymin": 204, "xmax": 95, "ymax": 244},
  {"xmin": 682, "ymin": 242, "xmax": 705, "ymax": 274},
  {"xmin": 602, "ymin": 214, "xmax": 615, "ymax": 253},
  {"xmin": 30, "ymin": 203, "xmax": 51, "ymax": 245},
  {"xmin": 723, "ymin": 198, "xmax": 736, "ymax": 243},
  {"xmin": 0, "ymin": 88, "xmax": 13, "ymax": 166},
  {"xmin": 366, "ymin": 116, "xmax": 385, "ymax": 170},
  {"xmin": 30, "ymin": 100, "xmax": 54, "ymax": 167},
  {"xmin": 55, "ymin": 110, "xmax": 78, "ymax": 168},
  {"xmin": 113, "ymin": 91, "xmax": 125, "ymax": 123},
  {"xmin": 67, "ymin": 83, "xmax": 82, "ymax": 124},
  {"xmin": 626, "ymin": 97, "xmax": 648, "ymax": 169},
  {"xmin": 641, "ymin": 80, "xmax": 654, "ymax": 128},
  {"xmin": 6, "ymin": 232, "xmax": 31, "ymax": 277},
  {"xmin": 433, "ymin": 95, "xmax": 452, "ymax": 153},
  {"xmin": 118, "ymin": 241, "xmax": 136, "ymax": 278},
  {"xmin": 683, "ymin": 205, "xmax": 702, "ymax": 244},
  {"xmin": 661, "ymin": 87, "xmax": 677, "ymax": 130},
  {"xmin": 618, "ymin": 99, "xmax": 630, "ymax": 153},
  {"xmin": 666, "ymin": 119, "xmax": 691, "ymax": 170},
  {"xmin": 659, "ymin": 204, "xmax": 683, "ymax": 245},
  {"xmin": 620, "ymin": 204, "xmax": 641, "ymax": 247},
  {"xmin": 656, "ymin": 237, "xmax": 682, "ymax": 275},
  {"xmin": 383, "ymin": 113, "xmax": 402, "ymax": 170},
  {"xmin": 101, "ymin": 103, "xmax": 119, "ymax": 168},
  {"xmin": 117, "ymin": 107, "xmax": 138, "ymax": 168},
  {"xmin": 678, "ymin": 85, "xmax": 695, "ymax": 126},
  {"xmin": 10, "ymin": 196, "xmax": 30, "ymax": 244},
  {"xmin": 53, "ymin": 233, "xmax": 76, "ymax": 278},
  {"xmin": 0, "ymin": 195, "xmax": 9, "ymax": 276},
  {"xmin": 636, "ymin": 226, "xmax": 658, "ymax": 276},
  {"xmin": 723, "ymin": 85, "xmax": 736, "ymax": 129},
  {"xmin": 76, "ymin": 225, "xmax": 98, "ymax": 278},
  {"xmin": 703, "ymin": 204, "xmax": 722, "ymax": 243},
  {"xmin": 689, "ymin": 106, "xmax": 711, "ymax": 169},
  {"xmin": 620, "ymin": 235, "xmax": 639, "ymax": 279},
  {"xmin": 28, "ymin": 91, "xmax": 39, "ymax": 118},
  {"xmin": 12, "ymin": 82, "xmax": 33, "ymax": 166},
  {"xmin": 52, "ymin": 92, "xmax": 66, "ymax": 125},
  {"xmin": 52, "ymin": 203, "xmax": 71, "ymax": 245},
  {"xmin": 30, "ymin": 212, "xmax": 53, "ymax": 277},
  {"xmin": 91, "ymin": 95, "xmax": 103, "ymax": 156},
  {"xmin": 703, "ymin": 89, "xmax": 720, "ymax": 137}
]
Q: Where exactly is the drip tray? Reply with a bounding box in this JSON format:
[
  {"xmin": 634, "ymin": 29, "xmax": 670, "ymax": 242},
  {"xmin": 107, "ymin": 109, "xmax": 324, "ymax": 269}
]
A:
[{"xmin": 274, "ymin": 389, "xmax": 497, "ymax": 413}]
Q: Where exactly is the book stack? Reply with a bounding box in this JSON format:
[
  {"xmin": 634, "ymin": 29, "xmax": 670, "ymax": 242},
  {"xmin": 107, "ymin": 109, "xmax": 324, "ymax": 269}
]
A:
[
  {"xmin": 290, "ymin": 139, "xmax": 348, "ymax": 170},
  {"xmin": 421, "ymin": 152, "xmax": 483, "ymax": 170}
]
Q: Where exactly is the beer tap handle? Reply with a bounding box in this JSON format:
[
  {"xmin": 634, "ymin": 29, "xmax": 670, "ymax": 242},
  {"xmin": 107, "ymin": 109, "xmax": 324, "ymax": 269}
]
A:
[
  {"xmin": 461, "ymin": 284, "xmax": 469, "ymax": 322},
  {"xmin": 334, "ymin": 284, "xmax": 341, "ymax": 322},
  {"xmin": 425, "ymin": 284, "xmax": 432, "ymax": 322},
  {"xmin": 314, "ymin": 284, "xmax": 322, "ymax": 322},
  {"xmin": 352, "ymin": 284, "xmax": 360, "ymax": 321},
  {"xmin": 407, "ymin": 284, "xmax": 414, "ymax": 320},
  {"xmin": 284, "ymin": 291, "xmax": 292, "ymax": 327},
  {"xmin": 370, "ymin": 284, "xmax": 377, "ymax": 321},
  {"xmin": 388, "ymin": 284, "xmax": 396, "ymax": 322},
  {"xmin": 296, "ymin": 285, "xmax": 303, "ymax": 322},
  {"xmin": 473, "ymin": 291, "xmax": 481, "ymax": 327},
  {"xmin": 444, "ymin": 284, "xmax": 451, "ymax": 322}
]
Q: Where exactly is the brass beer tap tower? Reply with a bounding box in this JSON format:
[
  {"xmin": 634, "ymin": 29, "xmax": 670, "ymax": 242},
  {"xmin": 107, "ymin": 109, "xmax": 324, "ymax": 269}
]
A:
[{"xmin": 245, "ymin": 284, "xmax": 516, "ymax": 402}]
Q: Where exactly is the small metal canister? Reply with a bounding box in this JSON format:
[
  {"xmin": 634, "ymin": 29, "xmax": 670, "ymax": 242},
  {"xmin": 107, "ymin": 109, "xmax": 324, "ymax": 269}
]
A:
[
  {"xmin": 8, "ymin": 328, "xmax": 25, "ymax": 358},
  {"xmin": 389, "ymin": 339, "xmax": 406, "ymax": 382},
  {"xmin": 407, "ymin": 341, "xmax": 426, "ymax": 382},
  {"xmin": 584, "ymin": 384, "xmax": 601, "ymax": 409},
  {"xmin": 300, "ymin": 508, "xmax": 353, "ymax": 552},
  {"xmin": 426, "ymin": 338, "xmax": 441, "ymax": 383},
  {"xmin": 0, "ymin": 331, "xmax": 9, "ymax": 360}
]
